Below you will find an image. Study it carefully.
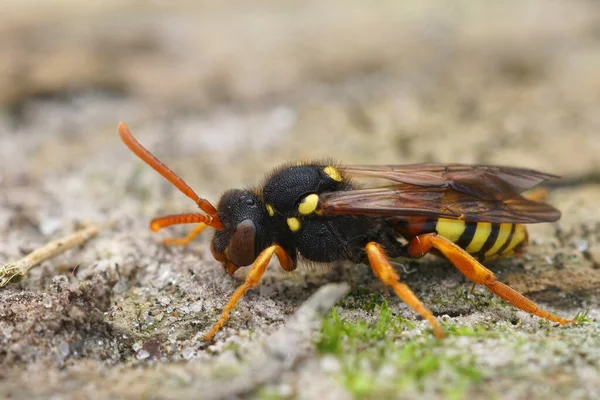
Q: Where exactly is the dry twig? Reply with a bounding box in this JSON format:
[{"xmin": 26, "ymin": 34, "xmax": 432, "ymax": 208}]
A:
[{"xmin": 0, "ymin": 224, "xmax": 99, "ymax": 287}]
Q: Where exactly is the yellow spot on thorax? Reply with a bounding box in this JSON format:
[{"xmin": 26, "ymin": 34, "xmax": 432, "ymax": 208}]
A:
[
  {"xmin": 287, "ymin": 217, "xmax": 301, "ymax": 232},
  {"xmin": 324, "ymin": 166, "xmax": 343, "ymax": 182},
  {"xmin": 298, "ymin": 194, "xmax": 319, "ymax": 215},
  {"xmin": 465, "ymin": 222, "xmax": 492, "ymax": 253},
  {"xmin": 266, "ymin": 204, "xmax": 275, "ymax": 217},
  {"xmin": 435, "ymin": 218, "xmax": 466, "ymax": 242}
]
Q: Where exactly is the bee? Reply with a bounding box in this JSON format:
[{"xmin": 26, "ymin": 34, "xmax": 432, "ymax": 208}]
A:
[{"xmin": 118, "ymin": 122, "xmax": 573, "ymax": 340}]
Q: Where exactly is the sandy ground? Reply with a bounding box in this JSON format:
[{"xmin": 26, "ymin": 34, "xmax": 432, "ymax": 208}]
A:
[{"xmin": 1, "ymin": 1, "xmax": 600, "ymax": 399}]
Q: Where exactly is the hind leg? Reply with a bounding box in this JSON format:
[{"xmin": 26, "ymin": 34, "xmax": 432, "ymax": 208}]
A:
[{"xmin": 407, "ymin": 233, "xmax": 573, "ymax": 325}]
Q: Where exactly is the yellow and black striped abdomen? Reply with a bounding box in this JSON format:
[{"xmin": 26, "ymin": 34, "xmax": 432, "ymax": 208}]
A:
[{"xmin": 434, "ymin": 218, "xmax": 527, "ymax": 260}]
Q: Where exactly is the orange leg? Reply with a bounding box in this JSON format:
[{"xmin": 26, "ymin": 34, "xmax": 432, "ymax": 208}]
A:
[
  {"xmin": 150, "ymin": 214, "xmax": 212, "ymax": 245},
  {"xmin": 150, "ymin": 213, "xmax": 215, "ymax": 233},
  {"xmin": 204, "ymin": 244, "xmax": 293, "ymax": 341},
  {"xmin": 161, "ymin": 223, "xmax": 207, "ymax": 246},
  {"xmin": 365, "ymin": 242, "xmax": 445, "ymax": 338},
  {"xmin": 407, "ymin": 233, "xmax": 573, "ymax": 325}
]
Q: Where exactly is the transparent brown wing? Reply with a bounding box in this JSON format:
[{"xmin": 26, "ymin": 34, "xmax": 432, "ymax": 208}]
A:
[
  {"xmin": 340, "ymin": 164, "xmax": 559, "ymax": 201},
  {"xmin": 319, "ymin": 184, "xmax": 561, "ymax": 224}
]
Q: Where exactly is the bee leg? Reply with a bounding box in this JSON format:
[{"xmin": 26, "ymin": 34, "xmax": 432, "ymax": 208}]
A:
[
  {"xmin": 204, "ymin": 244, "xmax": 292, "ymax": 341},
  {"xmin": 407, "ymin": 233, "xmax": 574, "ymax": 325},
  {"xmin": 365, "ymin": 242, "xmax": 445, "ymax": 338},
  {"xmin": 149, "ymin": 212, "xmax": 220, "ymax": 243},
  {"xmin": 161, "ymin": 223, "xmax": 207, "ymax": 246}
]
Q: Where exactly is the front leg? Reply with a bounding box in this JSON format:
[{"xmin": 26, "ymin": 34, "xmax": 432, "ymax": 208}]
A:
[
  {"xmin": 204, "ymin": 244, "xmax": 293, "ymax": 341},
  {"xmin": 407, "ymin": 233, "xmax": 573, "ymax": 325},
  {"xmin": 160, "ymin": 223, "xmax": 207, "ymax": 246}
]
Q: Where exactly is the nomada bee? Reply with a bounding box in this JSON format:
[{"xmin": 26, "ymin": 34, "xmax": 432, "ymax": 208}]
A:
[{"xmin": 118, "ymin": 122, "xmax": 573, "ymax": 340}]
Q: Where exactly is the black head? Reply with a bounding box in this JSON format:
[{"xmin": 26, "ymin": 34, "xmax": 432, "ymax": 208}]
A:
[{"xmin": 210, "ymin": 189, "xmax": 272, "ymax": 274}]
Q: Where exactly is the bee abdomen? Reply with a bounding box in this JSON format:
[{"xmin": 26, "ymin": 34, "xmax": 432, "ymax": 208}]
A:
[{"xmin": 434, "ymin": 218, "xmax": 527, "ymax": 260}]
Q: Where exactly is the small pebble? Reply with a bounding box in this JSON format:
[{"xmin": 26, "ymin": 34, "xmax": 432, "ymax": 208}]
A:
[
  {"xmin": 190, "ymin": 300, "xmax": 203, "ymax": 313},
  {"xmin": 58, "ymin": 342, "xmax": 70, "ymax": 357},
  {"xmin": 182, "ymin": 347, "xmax": 195, "ymax": 360},
  {"xmin": 11, "ymin": 303, "xmax": 26, "ymax": 314},
  {"xmin": 320, "ymin": 355, "xmax": 341, "ymax": 373},
  {"xmin": 136, "ymin": 350, "xmax": 150, "ymax": 360},
  {"xmin": 39, "ymin": 218, "xmax": 63, "ymax": 235},
  {"xmin": 2, "ymin": 326, "xmax": 14, "ymax": 339},
  {"xmin": 379, "ymin": 363, "xmax": 398, "ymax": 379},
  {"xmin": 277, "ymin": 383, "xmax": 293, "ymax": 397},
  {"xmin": 42, "ymin": 294, "xmax": 53, "ymax": 308},
  {"xmin": 158, "ymin": 296, "xmax": 171, "ymax": 306},
  {"xmin": 575, "ymin": 239, "xmax": 588, "ymax": 253}
]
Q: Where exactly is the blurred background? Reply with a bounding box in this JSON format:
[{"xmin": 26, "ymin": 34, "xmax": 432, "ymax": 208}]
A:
[
  {"xmin": 1, "ymin": 1, "xmax": 600, "ymax": 398},
  {"xmin": 2, "ymin": 1, "xmax": 599, "ymax": 198}
]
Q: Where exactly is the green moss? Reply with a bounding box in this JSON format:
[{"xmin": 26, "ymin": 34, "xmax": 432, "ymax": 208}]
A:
[
  {"xmin": 316, "ymin": 302, "xmax": 485, "ymax": 399},
  {"xmin": 573, "ymin": 309, "xmax": 594, "ymax": 324},
  {"xmin": 316, "ymin": 300, "xmax": 413, "ymax": 354},
  {"xmin": 443, "ymin": 324, "xmax": 490, "ymax": 337}
]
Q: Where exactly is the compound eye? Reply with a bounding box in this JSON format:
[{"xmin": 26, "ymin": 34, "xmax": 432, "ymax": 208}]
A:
[{"xmin": 228, "ymin": 219, "xmax": 256, "ymax": 267}]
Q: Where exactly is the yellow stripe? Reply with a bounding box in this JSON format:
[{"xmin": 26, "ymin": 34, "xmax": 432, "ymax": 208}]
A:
[
  {"xmin": 502, "ymin": 224, "xmax": 526, "ymax": 254},
  {"xmin": 435, "ymin": 218, "xmax": 466, "ymax": 242},
  {"xmin": 485, "ymin": 223, "xmax": 513, "ymax": 257},
  {"xmin": 465, "ymin": 222, "xmax": 492, "ymax": 253}
]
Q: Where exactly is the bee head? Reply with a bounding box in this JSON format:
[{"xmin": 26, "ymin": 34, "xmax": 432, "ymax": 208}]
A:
[{"xmin": 210, "ymin": 189, "xmax": 271, "ymax": 275}]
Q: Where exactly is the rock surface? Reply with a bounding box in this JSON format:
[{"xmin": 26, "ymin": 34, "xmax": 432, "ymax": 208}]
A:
[{"xmin": 1, "ymin": 1, "xmax": 599, "ymax": 399}]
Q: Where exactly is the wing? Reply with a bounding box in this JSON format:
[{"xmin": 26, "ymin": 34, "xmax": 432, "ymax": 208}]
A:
[
  {"xmin": 339, "ymin": 164, "xmax": 559, "ymax": 201},
  {"xmin": 320, "ymin": 164, "xmax": 561, "ymax": 223}
]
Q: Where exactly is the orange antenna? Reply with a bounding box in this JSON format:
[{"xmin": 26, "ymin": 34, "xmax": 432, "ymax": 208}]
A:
[{"xmin": 118, "ymin": 122, "xmax": 220, "ymax": 218}]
